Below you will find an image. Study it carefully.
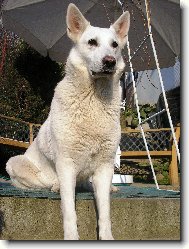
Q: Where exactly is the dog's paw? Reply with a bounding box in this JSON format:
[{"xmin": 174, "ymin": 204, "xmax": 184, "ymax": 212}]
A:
[
  {"xmin": 111, "ymin": 185, "xmax": 120, "ymax": 192},
  {"xmin": 51, "ymin": 182, "xmax": 60, "ymax": 192},
  {"xmin": 99, "ymin": 234, "xmax": 114, "ymax": 240},
  {"xmin": 64, "ymin": 233, "xmax": 80, "ymax": 240}
]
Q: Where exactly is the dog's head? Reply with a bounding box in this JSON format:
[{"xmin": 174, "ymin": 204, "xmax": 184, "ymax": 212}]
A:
[{"xmin": 66, "ymin": 3, "xmax": 130, "ymax": 78}]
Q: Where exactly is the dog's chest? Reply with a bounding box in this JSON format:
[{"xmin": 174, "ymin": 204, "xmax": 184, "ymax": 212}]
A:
[
  {"xmin": 73, "ymin": 93, "xmax": 119, "ymax": 136},
  {"xmin": 73, "ymin": 97, "xmax": 120, "ymax": 156},
  {"xmin": 52, "ymin": 79, "xmax": 121, "ymax": 159}
]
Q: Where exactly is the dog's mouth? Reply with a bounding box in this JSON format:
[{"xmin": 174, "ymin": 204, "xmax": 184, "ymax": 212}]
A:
[{"xmin": 91, "ymin": 70, "xmax": 115, "ymax": 77}]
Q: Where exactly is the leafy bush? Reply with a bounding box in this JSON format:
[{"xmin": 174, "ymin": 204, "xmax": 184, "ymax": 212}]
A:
[
  {"xmin": 0, "ymin": 31, "xmax": 64, "ymax": 124},
  {"xmin": 121, "ymin": 104, "xmax": 156, "ymax": 129}
]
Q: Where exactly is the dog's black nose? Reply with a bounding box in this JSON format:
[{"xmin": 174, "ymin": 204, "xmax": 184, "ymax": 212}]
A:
[{"xmin": 102, "ymin": 56, "xmax": 116, "ymax": 69}]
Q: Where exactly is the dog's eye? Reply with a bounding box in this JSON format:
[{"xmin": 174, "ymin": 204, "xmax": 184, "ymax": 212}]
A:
[
  {"xmin": 112, "ymin": 41, "xmax": 118, "ymax": 48},
  {"xmin": 88, "ymin": 39, "xmax": 98, "ymax": 46}
]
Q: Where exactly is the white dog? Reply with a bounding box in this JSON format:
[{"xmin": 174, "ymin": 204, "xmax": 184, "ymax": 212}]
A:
[{"xmin": 6, "ymin": 3, "xmax": 130, "ymax": 240}]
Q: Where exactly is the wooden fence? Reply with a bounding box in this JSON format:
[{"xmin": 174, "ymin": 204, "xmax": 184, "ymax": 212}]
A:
[
  {"xmin": 121, "ymin": 127, "xmax": 180, "ymax": 186},
  {"xmin": 0, "ymin": 115, "xmax": 180, "ymax": 186},
  {"xmin": 0, "ymin": 114, "xmax": 41, "ymax": 148}
]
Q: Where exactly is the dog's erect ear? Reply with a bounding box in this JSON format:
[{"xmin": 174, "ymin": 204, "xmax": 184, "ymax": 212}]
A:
[
  {"xmin": 110, "ymin": 11, "xmax": 130, "ymax": 48},
  {"xmin": 66, "ymin": 3, "xmax": 90, "ymax": 42}
]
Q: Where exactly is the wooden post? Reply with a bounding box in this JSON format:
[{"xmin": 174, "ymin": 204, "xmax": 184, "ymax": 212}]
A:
[
  {"xmin": 29, "ymin": 123, "xmax": 34, "ymax": 145},
  {"xmin": 169, "ymin": 127, "xmax": 180, "ymax": 186}
]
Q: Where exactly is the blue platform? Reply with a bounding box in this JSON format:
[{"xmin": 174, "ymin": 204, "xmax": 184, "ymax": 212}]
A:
[{"xmin": 0, "ymin": 182, "xmax": 180, "ymax": 200}]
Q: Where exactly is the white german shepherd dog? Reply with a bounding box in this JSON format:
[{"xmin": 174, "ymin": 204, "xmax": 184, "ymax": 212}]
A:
[{"xmin": 6, "ymin": 3, "xmax": 130, "ymax": 240}]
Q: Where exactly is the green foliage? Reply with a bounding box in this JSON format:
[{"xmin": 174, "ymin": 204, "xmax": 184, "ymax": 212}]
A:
[
  {"xmin": 14, "ymin": 43, "xmax": 64, "ymax": 105},
  {"xmin": 0, "ymin": 36, "xmax": 64, "ymax": 124},
  {"xmin": 153, "ymin": 159, "xmax": 169, "ymax": 172},
  {"xmin": 153, "ymin": 159, "xmax": 170, "ymax": 185},
  {"xmin": 125, "ymin": 104, "xmax": 156, "ymax": 121},
  {"xmin": 122, "ymin": 104, "xmax": 156, "ymax": 128},
  {"xmin": 131, "ymin": 159, "xmax": 170, "ymax": 185}
]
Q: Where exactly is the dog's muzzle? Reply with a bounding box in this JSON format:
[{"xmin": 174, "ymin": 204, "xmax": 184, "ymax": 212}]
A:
[
  {"xmin": 91, "ymin": 56, "xmax": 116, "ymax": 77},
  {"xmin": 102, "ymin": 55, "xmax": 116, "ymax": 71}
]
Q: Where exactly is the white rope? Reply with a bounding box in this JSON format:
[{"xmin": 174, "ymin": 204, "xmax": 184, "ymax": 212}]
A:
[
  {"xmin": 126, "ymin": 36, "xmax": 160, "ymax": 190},
  {"xmin": 117, "ymin": 0, "xmax": 159, "ymax": 189},
  {"xmin": 116, "ymin": 0, "xmax": 180, "ymax": 192},
  {"xmin": 144, "ymin": 0, "xmax": 180, "ymax": 163},
  {"xmin": 140, "ymin": 109, "xmax": 165, "ymax": 125}
]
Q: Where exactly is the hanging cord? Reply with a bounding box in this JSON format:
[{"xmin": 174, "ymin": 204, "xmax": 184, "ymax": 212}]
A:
[
  {"xmin": 126, "ymin": 37, "xmax": 160, "ymax": 189},
  {"xmin": 102, "ymin": 0, "xmax": 180, "ymax": 191},
  {"xmin": 0, "ymin": 31, "xmax": 7, "ymax": 77},
  {"xmin": 117, "ymin": 0, "xmax": 159, "ymax": 189},
  {"xmin": 116, "ymin": 0, "xmax": 180, "ymax": 192},
  {"xmin": 144, "ymin": 0, "xmax": 180, "ymax": 163}
]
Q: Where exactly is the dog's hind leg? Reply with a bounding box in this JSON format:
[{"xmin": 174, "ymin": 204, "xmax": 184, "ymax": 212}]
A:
[{"xmin": 6, "ymin": 155, "xmax": 51, "ymax": 190}]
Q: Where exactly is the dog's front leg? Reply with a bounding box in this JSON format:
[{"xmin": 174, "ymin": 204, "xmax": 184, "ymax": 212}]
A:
[
  {"xmin": 92, "ymin": 163, "xmax": 114, "ymax": 240},
  {"xmin": 56, "ymin": 157, "xmax": 79, "ymax": 240}
]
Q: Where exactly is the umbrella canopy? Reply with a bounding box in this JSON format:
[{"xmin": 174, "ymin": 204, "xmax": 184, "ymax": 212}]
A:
[{"xmin": 2, "ymin": 0, "xmax": 180, "ymax": 71}]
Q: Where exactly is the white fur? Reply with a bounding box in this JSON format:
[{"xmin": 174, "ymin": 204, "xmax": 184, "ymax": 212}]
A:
[{"xmin": 6, "ymin": 3, "xmax": 130, "ymax": 240}]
